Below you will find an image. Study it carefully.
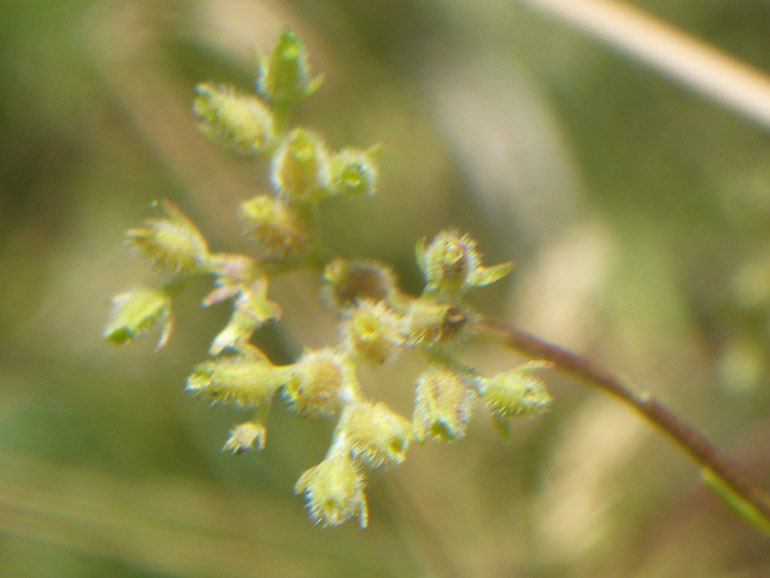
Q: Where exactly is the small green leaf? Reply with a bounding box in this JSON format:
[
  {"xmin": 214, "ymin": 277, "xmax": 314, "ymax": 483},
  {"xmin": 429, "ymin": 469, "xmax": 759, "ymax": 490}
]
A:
[{"xmin": 472, "ymin": 261, "xmax": 515, "ymax": 287}]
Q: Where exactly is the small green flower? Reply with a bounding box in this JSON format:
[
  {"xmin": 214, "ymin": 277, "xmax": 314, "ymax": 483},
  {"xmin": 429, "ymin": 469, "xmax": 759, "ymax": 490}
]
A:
[
  {"xmin": 402, "ymin": 297, "xmax": 475, "ymax": 346},
  {"xmin": 284, "ymin": 349, "xmax": 354, "ymax": 418},
  {"xmin": 126, "ymin": 200, "xmax": 209, "ymax": 275},
  {"xmin": 322, "ymin": 258, "xmax": 397, "ymax": 311},
  {"xmin": 342, "ymin": 300, "xmax": 404, "ymax": 364},
  {"xmin": 482, "ymin": 361, "xmax": 552, "ymax": 438},
  {"xmin": 194, "ymin": 83, "xmax": 274, "ymax": 155},
  {"xmin": 295, "ymin": 450, "xmax": 368, "ymax": 528},
  {"xmin": 222, "ymin": 420, "xmax": 267, "ymax": 454},
  {"xmin": 328, "ymin": 148, "xmax": 379, "ymax": 198},
  {"xmin": 256, "ymin": 29, "xmax": 323, "ymax": 108},
  {"xmin": 337, "ymin": 401, "xmax": 413, "ymax": 467},
  {"xmin": 271, "ymin": 128, "xmax": 331, "ymax": 200},
  {"xmin": 104, "ymin": 286, "xmax": 173, "ymax": 349},
  {"xmin": 186, "ymin": 346, "xmax": 290, "ymax": 409},
  {"xmin": 412, "ymin": 365, "xmax": 477, "ymax": 442},
  {"xmin": 239, "ymin": 194, "xmax": 309, "ymax": 260},
  {"xmin": 416, "ymin": 229, "xmax": 513, "ymax": 297}
]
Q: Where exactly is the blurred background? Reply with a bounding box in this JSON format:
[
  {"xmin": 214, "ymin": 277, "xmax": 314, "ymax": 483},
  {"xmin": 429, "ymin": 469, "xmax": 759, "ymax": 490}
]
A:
[{"xmin": 1, "ymin": 0, "xmax": 770, "ymax": 576}]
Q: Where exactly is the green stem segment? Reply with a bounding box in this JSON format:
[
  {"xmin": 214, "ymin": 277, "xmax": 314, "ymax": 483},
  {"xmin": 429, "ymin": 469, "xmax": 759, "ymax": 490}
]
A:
[{"xmin": 479, "ymin": 319, "xmax": 770, "ymax": 533}]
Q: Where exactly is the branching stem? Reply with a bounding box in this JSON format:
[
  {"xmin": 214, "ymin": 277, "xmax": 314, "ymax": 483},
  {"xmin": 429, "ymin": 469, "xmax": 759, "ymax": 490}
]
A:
[{"xmin": 479, "ymin": 319, "xmax": 770, "ymax": 526}]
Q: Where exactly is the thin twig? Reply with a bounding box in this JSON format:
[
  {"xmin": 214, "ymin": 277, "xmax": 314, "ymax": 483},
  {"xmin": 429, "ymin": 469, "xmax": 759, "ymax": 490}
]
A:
[
  {"xmin": 517, "ymin": 0, "xmax": 770, "ymax": 132},
  {"xmin": 479, "ymin": 319, "xmax": 770, "ymax": 526}
]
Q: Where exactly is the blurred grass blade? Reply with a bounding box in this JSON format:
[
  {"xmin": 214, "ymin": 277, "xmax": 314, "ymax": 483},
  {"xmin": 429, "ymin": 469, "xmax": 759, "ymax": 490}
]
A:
[{"xmin": 520, "ymin": 0, "xmax": 770, "ymax": 131}]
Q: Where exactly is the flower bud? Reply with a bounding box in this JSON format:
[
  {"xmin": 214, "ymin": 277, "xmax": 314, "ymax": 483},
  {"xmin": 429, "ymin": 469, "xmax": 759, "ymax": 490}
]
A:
[
  {"xmin": 402, "ymin": 297, "xmax": 476, "ymax": 346},
  {"xmin": 186, "ymin": 347, "xmax": 290, "ymax": 409},
  {"xmin": 342, "ymin": 300, "xmax": 404, "ymax": 364},
  {"xmin": 295, "ymin": 450, "xmax": 368, "ymax": 528},
  {"xmin": 337, "ymin": 402, "xmax": 412, "ymax": 467},
  {"xmin": 104, "ymin": 286, "xmax": 173, "ymax": 349},
  {"xmin": 322, "ymin": 258, "xmax": 397, "ymax": 310},
  {"xmin": 328, "ymin": 148, "xmax": 378, "ymax": 198},
  {"xmin": 416, "ymin": 229, "xmax": 514, "ymax": 296},
  {"xmin": 238, "ymin": 194, "xmax": 309, "ymax": 260},
  {"xmin": 283, "ymin": 349, "xmax": 352, "ymax": 418},
  {"xmin": 271, "ymin": 128, "xmax": 330, "ymax": 200},
  {"xmin": 412, "ymin": 365, "xmax": 476, "ymax": 442},
  {"xmin": 256, "ymin": 29, "xmax": 323, "ymax": 107},
  {"xmin": 126, "ymin": 200, "xmax": 209, "ymax": 275},
  {"xmin": 223, "ymin": 420, "xmax": 267, "ymax": 454},
  {"xmin": 193, "ymin": 83, "xmax": 274, "ymax": 155},
  {"xmin": 482, "ymin": 361, "xmax": 552, "ymax": 438}
]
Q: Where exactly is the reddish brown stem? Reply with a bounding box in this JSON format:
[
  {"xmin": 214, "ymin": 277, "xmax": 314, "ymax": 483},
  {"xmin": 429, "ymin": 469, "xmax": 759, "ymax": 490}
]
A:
[{"xmin": 479, "ymin": 319, "xmax": 770, "ymax": 525}]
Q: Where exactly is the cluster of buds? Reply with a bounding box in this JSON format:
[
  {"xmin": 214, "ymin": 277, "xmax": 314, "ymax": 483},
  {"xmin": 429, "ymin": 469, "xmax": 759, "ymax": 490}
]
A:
[{"xmin": 104, "ymin": 30, "xmax": 552, "ymax": 529}]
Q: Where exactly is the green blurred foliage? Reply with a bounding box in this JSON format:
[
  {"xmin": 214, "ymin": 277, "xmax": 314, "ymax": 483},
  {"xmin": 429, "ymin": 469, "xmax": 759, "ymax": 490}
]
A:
[{"xmin": 1, "ymin": 0, "xmax": 769, "ymax": 576}]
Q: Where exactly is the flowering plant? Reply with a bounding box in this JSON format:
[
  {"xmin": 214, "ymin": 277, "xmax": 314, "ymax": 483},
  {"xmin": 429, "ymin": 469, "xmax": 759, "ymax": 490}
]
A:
[
  {"xmin": 105, "ymin": 29, "xmax": 770, "ymax": 534},
  {"xmin": 104, "ymin": 30, "xmax": 552, "ymax": 528}
]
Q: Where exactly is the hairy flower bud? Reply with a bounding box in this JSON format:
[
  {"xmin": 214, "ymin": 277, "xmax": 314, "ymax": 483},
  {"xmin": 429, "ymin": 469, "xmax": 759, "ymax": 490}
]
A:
[
  {"xmin": 238, "ymin": 194, "xmax": 309, "ymax": 260},
  {"xmin": 186, "ymin": 346, "xmax": 290, "ymax": 409},
  {"xmin": 271, "ymin": 128, "xmax": 330, "ymax": 200},
  {"xmin": 294, "ymin": 450, "xmax": 368, "ymax": 528},
  {"xmin": 403, "ymin": 298, "xmax": 476, "ymax": 346},
  {"xmin": 194, "ymin": 83, "xmax": 274, "ymax": 155},
  {"xmin": 126, "ymin": 200, "xmax": 209, "ymax": 275},
  {"xmin": 342, "ymin": 300, "xmax": 404, "ymax": 364},
  {"xmin": 284, "ymin": 349, "xmax": 353, "ymax": 418},
  {"xmin": 482, "ymin": 361, "xmax": 552, "ymax": 438},
  {"xmin": 416, "ymin": 229, "xmax": 514, "ymax": 297},
  {"xmin": 328, "ymin": 148, "xmax": 378, "ymax": 198},
  {"xmin": 412, "ymin": 365, "xmax": 477, "ymax": 442},
  {"xmin": 223, "ymin": 420, "xmax": 267, "ymax": 454},
  {"xmin": 337, "ymin": 402, "xmax": 412, "ymax": 467},
  {"xmin": 104, "ymin": 286, "xmax": 173, "ymax": 349},
  {"xmin": 256, "ymin": 29, "xmax": 323, "ymax": 107},
  {"xmin": 322, "ymin": 259, "xmax": 397, "ymax": 310}
]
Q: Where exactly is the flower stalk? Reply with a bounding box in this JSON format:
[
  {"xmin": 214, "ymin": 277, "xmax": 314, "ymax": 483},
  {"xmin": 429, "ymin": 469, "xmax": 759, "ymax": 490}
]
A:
[{"xmin": 478, "ymin": 319, "xmax": 770, "ymax": 533}]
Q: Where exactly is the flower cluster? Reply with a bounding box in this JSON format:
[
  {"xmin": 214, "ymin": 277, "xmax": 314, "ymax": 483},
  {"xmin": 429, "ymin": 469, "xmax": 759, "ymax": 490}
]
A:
[{"xmin": 104, "ymin": 29, "xmax": 552, "ymax": 529}]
